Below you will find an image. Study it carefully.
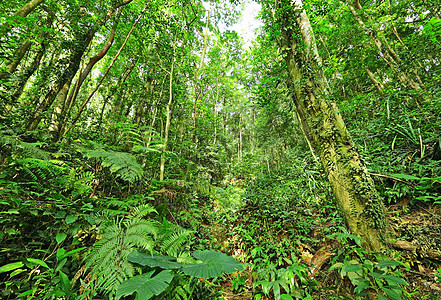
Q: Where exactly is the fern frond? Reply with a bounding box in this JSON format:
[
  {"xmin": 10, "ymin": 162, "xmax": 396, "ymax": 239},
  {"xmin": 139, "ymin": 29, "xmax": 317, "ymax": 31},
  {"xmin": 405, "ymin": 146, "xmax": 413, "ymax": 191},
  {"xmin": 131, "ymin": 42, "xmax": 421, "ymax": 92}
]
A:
[
  {"xmin": 0, "ymin": 130, "xmax": 49, "ymax": 160},
  {"xmin": 129, "ymin": 204, "xmax": 157, "ymax": 218},
  {"xmin": 15, "ymin": 158, "xmax": 66, "ymax": 182},
  {"xmin": 125, "ymin": 218, "xmax": 159, "ymax": 236},
  {"xmin": 86, "ymin": 208, "xmax": 162, "ymax": 295},
  {"xmin": 160, "ymin": 227, "xmax": 194, "ymax": 257},
  {"xmin": 84, "ymin": 148, "xmax": 143, "ymax": 182}
]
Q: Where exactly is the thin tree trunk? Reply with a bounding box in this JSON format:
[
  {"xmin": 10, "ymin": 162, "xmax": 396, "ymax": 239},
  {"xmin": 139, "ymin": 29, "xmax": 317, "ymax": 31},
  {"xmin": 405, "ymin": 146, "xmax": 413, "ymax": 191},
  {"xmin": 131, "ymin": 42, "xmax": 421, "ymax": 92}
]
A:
[
  {"xmin": 7, "ymin": 40, "xmax": 47, "ymax": 109},
  {"xmin": 52, "ymin": 21, "xmax": 118, "ymax": 140},
  {"xmin": 1, "ymin": 0, "xmax": 45, "ymax": 35},
  {"xmin": 191, "ymin": 8, "xmax": 211, "ymax": 143},
  {"xmin": 347, "ymin": 2, "xmax": 421, "ymax": 90},
  {"xmin": 365, "ymin": 68, "xmax": 384, "ymax": 93},
  {"xmin": 64, "ymin": 9, "xmax": 144, "ymax": 136},
  {"xmin": 160, "ymin": 59, "xmax": 174, "ymax": 181},
  {"xmin": 0, "ymin": 40, "xmax": 32, "ymax": 80},
  {"xmin": 110, "ymin": 59, "xmax": 138, "ymax": 119},
  {"xmin": 279, "ymin": 0, "xmax": 387, "ymax": 251}
]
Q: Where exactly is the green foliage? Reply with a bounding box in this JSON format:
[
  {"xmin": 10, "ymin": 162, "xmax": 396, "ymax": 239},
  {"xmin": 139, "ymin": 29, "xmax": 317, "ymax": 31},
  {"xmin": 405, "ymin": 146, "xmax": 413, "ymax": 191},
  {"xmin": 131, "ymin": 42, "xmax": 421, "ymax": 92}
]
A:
[
  {"xmin": 128, "ymin": 249, "xmax": 243, "ymax": 278},
  {"xmin": 330, "ymin": 257, "xmax": 410, "ymax": 300},
  {"xmin": 82, "ymin": 147, "xmax": 143, "ymax": 183},
  {"xmin": 116, "ymin": 270, "xmax": 174, "ymax": 300},
  {"xmin": 85, "ymin": 205, "xmax": 158, "ymax": 295},
  {"xmin": 254, "ymin": 262, "xmax": 315, "ymax": 300}
]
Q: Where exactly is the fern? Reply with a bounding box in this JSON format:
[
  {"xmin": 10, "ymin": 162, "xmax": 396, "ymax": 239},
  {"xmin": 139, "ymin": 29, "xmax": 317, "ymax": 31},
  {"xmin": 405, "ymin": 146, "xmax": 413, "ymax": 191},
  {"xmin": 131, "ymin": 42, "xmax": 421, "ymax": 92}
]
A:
[
  {"xmin": 15, "ymin": 158, "xmax": 66, "ymax": 182},
  {"xmin": 83, "ymin": 148, "xmax": 143, "ymax": 183},
  {"xmin": 85, "ymin": 206, "xmax": 159, "ymax": 296},
  {"xmin": 157, "ymin": 218, "xmax": 194, "ymax": 257},
  {"xmin": 0, "ymin": 129, "xmax": 49, "ymax": 160}
]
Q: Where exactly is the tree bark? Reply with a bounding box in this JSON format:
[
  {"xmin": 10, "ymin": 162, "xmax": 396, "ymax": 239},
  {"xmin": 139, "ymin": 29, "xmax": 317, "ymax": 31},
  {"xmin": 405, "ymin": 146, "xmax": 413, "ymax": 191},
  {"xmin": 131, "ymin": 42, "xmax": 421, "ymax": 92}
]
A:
[
  {"xmin": 347, "ymin": 2, "xmax": 421, "ymax": 90},
  {"xmin": 15, "ymin": 0, "xmax": 45, "ymax": 17},
  {"xmin": 63, "ymin": 9, "xmax": 144, "ymax": 136},
  {"xmin": 24, "ymin": 28, "xmax": 96, "ymax": 132},
  {"xmin": 365, "ymin": 68, "xmax": 384, "ymax": 93},
  {"xmin": 9, "ymin": 40, "xmax": 47, "ymax": 105},
  {"xmin": 51, "ymin": 21, "xmax": 118, "ymax": 141},
  {"xmin": 160, "ymin": 59, "xmax": 175, "ymax": 181},
  {"xmin": 110, "ymin": 59, "xmax": 138, "ymax": 120},
  {"xmin": 0, "ymin": 0, "xmax": 45, "ymax": 35},
  {"xmin": 278, "ymin": 0, "xmax": 387, "ymax": 251},
  {"xmin": 0, "ymin": 40, "xmax": 32, "ymax": 80},
  {"xmin": 23, "ymin": 1, "xmax": 133, "ymax": 132}
]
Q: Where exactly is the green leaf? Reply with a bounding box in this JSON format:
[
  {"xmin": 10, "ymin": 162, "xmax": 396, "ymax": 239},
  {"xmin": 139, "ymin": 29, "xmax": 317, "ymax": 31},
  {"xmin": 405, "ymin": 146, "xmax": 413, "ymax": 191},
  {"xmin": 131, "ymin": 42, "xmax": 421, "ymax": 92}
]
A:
[
  {"xmin": 128, "ymin": 250, "xmax": 183, "ymax": 269},
  {"xmin": 343, "ymin": 263, "xmax": 362, "ymax": 273},
  {"xmin": 56, "ymin": 233, "xmax": 67, "ymax": 244},
  {"xmin": 56, "ymin": 211, "xmax": 67, "ymax": 219},
  {"xmin": 65, "ymin": 215, "xmax": 78, "ymax": 224},
  {"xmin": 115, "ymin": 270, "xmax": 174, "ymax": 300},
  {"xmin": 0, "ymin": 262, "xmax": 24, "ymax": 273},
  {"xmin": 382, "ymin": 287, "xmax": 403, "ymax": 300},
  {"xmin": 27, "ymin": 258, "xmax": 49, "ymax": 269},
  {"xmin": 183, "ymin": 250, "xmax": 243, "ymax": 278},
  {"xmin": 10, "ymin": 268, "xmax": 26, "ymax": 277},
  {"xmin": 383, "ymin": 275, "xmax": 408, "ymax": 286},
  {"xmin": 376, "ymin": 260, "xmax": 401, "ymax": 269},
  {"xmin": 59, "ymin": 270, "xmax": 70, "ymax": 291},
  {"xmin": 57, "ymin": 247, "xmax": 86, "ymax": 261}
]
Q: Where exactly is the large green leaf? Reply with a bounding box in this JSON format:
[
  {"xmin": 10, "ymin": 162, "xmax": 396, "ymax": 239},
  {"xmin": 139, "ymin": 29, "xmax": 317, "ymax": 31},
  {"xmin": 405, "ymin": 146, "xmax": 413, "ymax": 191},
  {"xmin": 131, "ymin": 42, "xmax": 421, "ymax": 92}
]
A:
[
  {"xmin": 182, "ymin": 250, "xmax": 243, "ymax": 278},
  {"xmin": 115, "ymin": 270, "xmax": 173, "ymax": 300},
  {"xmin": 0, "ymin": 262, "xmax": 24, "ymax": 273},
  {"xmin": 128, "ymin": 250, "xmax": 183, "ymax": 269}
]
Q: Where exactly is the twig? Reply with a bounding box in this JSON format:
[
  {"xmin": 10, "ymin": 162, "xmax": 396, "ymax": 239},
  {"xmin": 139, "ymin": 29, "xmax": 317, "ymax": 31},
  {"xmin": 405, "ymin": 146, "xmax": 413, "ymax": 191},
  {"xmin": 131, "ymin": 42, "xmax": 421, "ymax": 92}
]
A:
[{"xmin": 368, "ymin": 172, "xmax": 412, "ymax": 185}]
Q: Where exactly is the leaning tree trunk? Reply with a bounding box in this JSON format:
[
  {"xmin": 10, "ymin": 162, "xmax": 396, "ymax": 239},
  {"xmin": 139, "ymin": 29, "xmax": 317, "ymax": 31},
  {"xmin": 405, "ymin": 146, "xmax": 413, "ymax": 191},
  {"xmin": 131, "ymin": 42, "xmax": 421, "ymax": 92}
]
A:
[
  {"xmin": 0, "ymin": 39, "xmax": 32, "ymax": 80},
  {"xmin": 277, "ymin": 0, "xmax": 387, "ymax": 251},
  {"xmin": 24, "ymin": 28, "xmax": 96, "ymax": 132},
  {"xmin": 51, "ymin": 21, "xmax": 118, "ymax": 141},
  {"xmin": 0, "ymin": 0, "xmax": 45, "ymax": 35}
]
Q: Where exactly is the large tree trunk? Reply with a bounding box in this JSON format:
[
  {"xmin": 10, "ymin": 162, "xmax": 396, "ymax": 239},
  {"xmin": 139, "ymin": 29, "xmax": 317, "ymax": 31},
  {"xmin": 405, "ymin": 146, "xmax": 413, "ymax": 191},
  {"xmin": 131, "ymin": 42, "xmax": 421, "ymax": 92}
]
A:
[
  {"xmin": 278, "ymin": 0, "xmax": 387, "ymax": 252},
  {"xmin": 15, "ymin": 0, "xmax": 45, "ymax": 17}
]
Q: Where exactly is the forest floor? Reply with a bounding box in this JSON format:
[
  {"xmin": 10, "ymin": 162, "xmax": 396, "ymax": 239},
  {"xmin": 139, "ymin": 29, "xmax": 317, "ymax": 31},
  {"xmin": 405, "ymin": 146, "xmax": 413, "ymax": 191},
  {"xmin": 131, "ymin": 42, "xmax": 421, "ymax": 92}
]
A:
[{"xmin": 189, "ymin": 182, "xmax": 441, "ymax": 299}]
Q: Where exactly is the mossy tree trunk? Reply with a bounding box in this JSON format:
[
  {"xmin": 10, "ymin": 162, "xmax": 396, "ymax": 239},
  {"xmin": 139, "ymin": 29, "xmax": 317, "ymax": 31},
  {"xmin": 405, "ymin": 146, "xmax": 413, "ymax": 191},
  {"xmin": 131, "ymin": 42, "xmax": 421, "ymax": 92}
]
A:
[{"xmin": 277, "ymin": 0, "xmax": 387, "ymax": 251}]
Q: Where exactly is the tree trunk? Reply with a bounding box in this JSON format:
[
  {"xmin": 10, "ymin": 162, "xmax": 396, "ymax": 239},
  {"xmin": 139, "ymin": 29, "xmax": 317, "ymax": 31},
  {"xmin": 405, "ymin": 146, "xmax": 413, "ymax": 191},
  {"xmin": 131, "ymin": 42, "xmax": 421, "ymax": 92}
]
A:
[
  {"xmin": 278, "ymin": 0, "xmax": 387, "ymax": 252},
  {"xmin": 52, "ymin": 21, "xmax": 118, "ymax": 141},
  {"xmin": 24, "ymin": 28, "xmax": 96, "ymax": 132},
  {"xmin": 0, "ymin": 40, "xmax": 32, "ymax": 80},
  {"xmin": 1, "ymin": 0, "xmax": 45, "ymax": 35},
  {"xmin": 365, "ymin": 68, "xmax": 384, "ymax": 93},
  {"xmin": 11, "ymin": 40, "xmax": 47, "ymax": 101},
  {"xmin": 110, "ymin": 59, "xmax": 138, "ymax": 120},
  {"xmin": 15, "ymin": 0, "xmax": 45, "ymax": 17},
  {"xmin": 347, "ymin": 2, "xmax": 421, "ymax": 90},
  {"xmin": 160, "ymin": 59, "xmax": 175, "ymax": 181},
  {"xmin": 24, "ymin": 1, "xmax": 133, "ymax": 132},
  {"xmin": 64, "ymin": 9, "xmax": 144, "ymax": 136}
]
